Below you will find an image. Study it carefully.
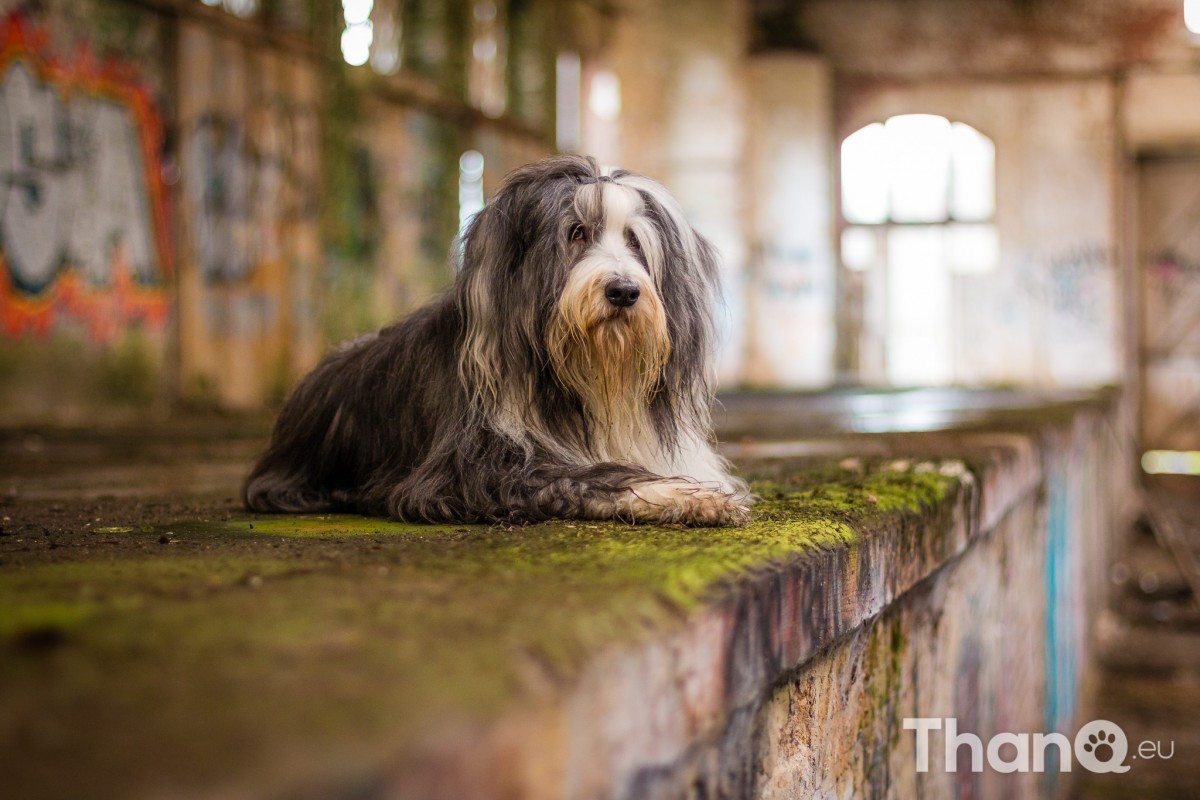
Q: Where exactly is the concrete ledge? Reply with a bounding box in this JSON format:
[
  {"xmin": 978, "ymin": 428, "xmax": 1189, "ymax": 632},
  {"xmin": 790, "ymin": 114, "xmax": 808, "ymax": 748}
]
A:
[{"xmin": 0, "ymin": 395, "xmax": 1124, "ymax": 799}]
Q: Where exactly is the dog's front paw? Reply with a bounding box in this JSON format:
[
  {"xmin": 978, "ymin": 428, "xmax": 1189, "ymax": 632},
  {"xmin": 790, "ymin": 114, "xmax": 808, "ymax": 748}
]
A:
[
  {"xmin": 672, "ymin": 485, "xmax": 751, "ymax": 527},
  {"xmin": 623, "ymin": 480, "xmax": 751, "ymax": 527}
]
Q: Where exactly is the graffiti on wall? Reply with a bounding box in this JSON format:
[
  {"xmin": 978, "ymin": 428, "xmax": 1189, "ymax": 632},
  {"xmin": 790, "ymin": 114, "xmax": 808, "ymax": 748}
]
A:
[
  {"xmin": 1019, "ymin": 243, "xmax": 1112, "ymax": 329},
  {"xmin": 1044, "ymin": 244, "xmax": 1111, "ymax": 327},
  {"xmin": 0, "ymin": 13, "xmax": 172, "ymax": 341},
  {"xmin": 187, "ymin": 103, "xmax": 318, "ymax": 284},
  {"xmin": 185, "ymin": 94, "xmax": 320, "ymax": 341}
]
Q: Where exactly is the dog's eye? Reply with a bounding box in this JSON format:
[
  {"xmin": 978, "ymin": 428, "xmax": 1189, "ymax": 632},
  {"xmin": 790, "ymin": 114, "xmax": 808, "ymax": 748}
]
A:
[
  {"xmin": 626, "ymin": 231, "xmax": 641, "ymax": 253},
  {"xmin": 569, "ymin": 223, "xmax": 586, "ymax": 242}
]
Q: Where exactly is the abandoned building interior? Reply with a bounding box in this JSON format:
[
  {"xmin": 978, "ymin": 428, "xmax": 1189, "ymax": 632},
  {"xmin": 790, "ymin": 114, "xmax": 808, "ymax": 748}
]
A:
[{"xmin": 1, "ymin": 0, "xmax": 1199, "ymax": 798}]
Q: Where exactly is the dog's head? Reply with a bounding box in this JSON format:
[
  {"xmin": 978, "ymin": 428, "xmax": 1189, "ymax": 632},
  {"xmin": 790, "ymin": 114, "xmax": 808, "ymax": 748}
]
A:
[{"xmin": 456, "ymin": 155, "xmax": 719, "ymax": 444}]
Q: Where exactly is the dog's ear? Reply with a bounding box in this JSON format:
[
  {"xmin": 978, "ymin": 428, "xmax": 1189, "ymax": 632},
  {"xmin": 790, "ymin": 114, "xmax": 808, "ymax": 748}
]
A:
[
  {"xmin": 456, "ymin": 196, "xmax": 514, "ymax": 412},
  {"xmin": 453, "ymin": 165, "xmax": 548, "ymax": 411}
]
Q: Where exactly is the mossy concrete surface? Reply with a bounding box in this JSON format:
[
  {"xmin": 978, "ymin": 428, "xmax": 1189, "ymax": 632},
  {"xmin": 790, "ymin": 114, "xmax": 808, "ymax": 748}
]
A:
[
  {"xmin": 0, "ymin": 451, "xmax": 960, "ymax": 800},
  {"xmin": 1, "ymin": 395, "xmax": 1117, "ymax": 799}
]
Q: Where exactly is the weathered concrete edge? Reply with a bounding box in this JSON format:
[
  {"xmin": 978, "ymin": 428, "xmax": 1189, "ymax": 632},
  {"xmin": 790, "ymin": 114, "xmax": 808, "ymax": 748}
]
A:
[
  {"xmin": 548, "ymin": 435, "xmax": 1046, "ymax": 798},
  {"xmin": 346, "ymin": 430, "xmax": 1050, "ymax": 800}
]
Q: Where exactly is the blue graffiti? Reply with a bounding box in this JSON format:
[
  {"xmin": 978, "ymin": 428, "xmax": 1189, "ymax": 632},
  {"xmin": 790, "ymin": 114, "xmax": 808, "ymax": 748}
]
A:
[{"xmin": 1043, "ymin": 469, "xmax": 1079, "ymax": 784}]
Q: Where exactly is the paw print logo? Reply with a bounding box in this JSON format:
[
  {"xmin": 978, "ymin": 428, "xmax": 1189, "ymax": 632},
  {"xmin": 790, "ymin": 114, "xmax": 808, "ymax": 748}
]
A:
[
  {"xmin": 1075, "ymin": 720, "xmax": 1130, "ymax": 773},
  {"xmin": 1084, "ymin": 730, "xmax": 1118, "ymax": 762}
]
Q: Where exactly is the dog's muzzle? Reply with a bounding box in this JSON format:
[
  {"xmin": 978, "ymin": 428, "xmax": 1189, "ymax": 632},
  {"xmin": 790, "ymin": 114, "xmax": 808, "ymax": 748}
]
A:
[{"xmin": 605, "ymin": 278, "xmax": 641, "ymax": 308}]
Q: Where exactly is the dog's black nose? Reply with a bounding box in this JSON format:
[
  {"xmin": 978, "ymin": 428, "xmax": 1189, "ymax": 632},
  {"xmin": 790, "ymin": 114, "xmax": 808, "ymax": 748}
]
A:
[{"xmin": 605, "ymin": 279, "xmax": 641, "ymax": 308}]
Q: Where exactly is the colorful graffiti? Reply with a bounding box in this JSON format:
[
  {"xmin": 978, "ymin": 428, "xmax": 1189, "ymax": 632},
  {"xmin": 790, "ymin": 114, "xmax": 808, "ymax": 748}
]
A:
[{"xmin": 0, "ymin": 12, "xmax": 171, "ymax": 341}]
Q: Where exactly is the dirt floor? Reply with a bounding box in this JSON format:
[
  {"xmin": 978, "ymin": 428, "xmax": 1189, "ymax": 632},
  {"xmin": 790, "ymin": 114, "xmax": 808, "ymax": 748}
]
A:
[{"xmin": 0, "ymin": 420, "xmax": 265, "ymax": 628}]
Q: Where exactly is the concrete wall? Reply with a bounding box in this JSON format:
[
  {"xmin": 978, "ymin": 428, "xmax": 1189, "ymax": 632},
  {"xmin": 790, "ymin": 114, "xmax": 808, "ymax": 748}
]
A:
[
  {"xmin": 743, "ymin": 55, "xmax": 836, "ymax": 388},
  {"xmin": 0, "ymin": 0, "xmax": 558, "ymax": 416},
  {"xmin": 175, "ymin": 17, "xmax": 324, "ymax": 408},
  {"xmin": 506, "ymin": 403, "xmax": 1122, "ymax": 800},
  {"xmin": 751, "ymin": 416, "xmax": 1120, "ymax": 798},
  {"xmin": 278, "ymin": 397, "xmax": 1124, "ymax": 798},
  {"xmin": 1125, "ymin": 71, "xmax": 1200, "ymax": 151}
]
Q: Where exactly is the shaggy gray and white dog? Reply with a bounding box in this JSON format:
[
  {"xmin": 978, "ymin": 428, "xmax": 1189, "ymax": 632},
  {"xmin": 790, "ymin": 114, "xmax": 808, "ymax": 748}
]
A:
[{"xmin": 244, "ymin": 155, "xmax": 749, "ymax": 526}]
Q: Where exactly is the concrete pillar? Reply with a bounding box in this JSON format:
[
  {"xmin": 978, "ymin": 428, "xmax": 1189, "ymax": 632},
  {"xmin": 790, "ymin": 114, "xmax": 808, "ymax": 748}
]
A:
[{"xmin": 742, "ymin": 54, "xmax": 836, "ymax": 387}]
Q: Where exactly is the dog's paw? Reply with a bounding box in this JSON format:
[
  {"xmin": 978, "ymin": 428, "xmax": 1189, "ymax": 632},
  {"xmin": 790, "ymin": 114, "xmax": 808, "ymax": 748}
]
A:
[{"xmin": 623, "ymin": 480, "xmax": 751, "ymax": 527}]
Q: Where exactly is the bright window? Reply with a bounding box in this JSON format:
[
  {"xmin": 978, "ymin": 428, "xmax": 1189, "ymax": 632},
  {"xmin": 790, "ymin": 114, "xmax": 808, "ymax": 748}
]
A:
[{"xmin": 840, "ymin": 115, "xmax": 998, "ymax": 386}]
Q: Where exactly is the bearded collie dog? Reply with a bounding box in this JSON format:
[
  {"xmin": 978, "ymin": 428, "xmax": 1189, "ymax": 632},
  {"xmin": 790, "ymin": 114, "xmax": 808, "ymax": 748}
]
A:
[{"xmin": 244, "ymin": 155, "xmax": 749, "ymax": 526}]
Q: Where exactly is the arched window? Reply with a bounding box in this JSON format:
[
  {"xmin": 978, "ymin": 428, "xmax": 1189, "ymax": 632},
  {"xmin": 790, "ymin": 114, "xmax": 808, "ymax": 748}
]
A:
[{"xmin": 840, "ymin": 114, "xmax": 997, "ymax": 386}]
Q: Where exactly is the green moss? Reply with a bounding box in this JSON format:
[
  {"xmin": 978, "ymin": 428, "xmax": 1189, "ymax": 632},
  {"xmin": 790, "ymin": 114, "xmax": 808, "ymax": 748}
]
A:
[
  {"xmin": 214, "ymin": 463, "xmax": 949, "ymax": 611},
  {"xmin": 223, "ymin": 515, "xmax": 438, "ymax": 538},
  {"xmin": 852, "ymin": 613, "xmax": 912, "ymax": 794},
  {"xmin": 0, "ymin": 462, "xmax": 962, "ymax": 794},
  {"xmin": 885, "ymin": 622, "xmax": 909, "ymax": 746},
  {"xmin": 0, "ymin": 557, "xmax": 310, "ymax": 636}
]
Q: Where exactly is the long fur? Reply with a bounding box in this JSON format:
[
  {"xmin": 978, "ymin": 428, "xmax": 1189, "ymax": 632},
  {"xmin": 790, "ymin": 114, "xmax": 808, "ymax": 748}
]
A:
[{"xmin": 244, "ymin": 155, "xmax": 750, "ymax": 526}]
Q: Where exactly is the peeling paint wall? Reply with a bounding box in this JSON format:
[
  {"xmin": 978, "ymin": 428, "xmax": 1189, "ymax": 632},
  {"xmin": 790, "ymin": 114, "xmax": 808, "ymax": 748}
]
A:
[
  {"xmin": 1122, "ymin": 39, "xmax": 1200, "ymax": 483},
  {"xmin": 595, "ymin": 0, "xmax": 1187, "ymax": 389},
  {"xmin": 594, "ymin": 0, "xmax": 1200, "ymax": 392},
  {"xmin": 350, "ymin": 99, "xmax": 550, "ymax": 333},
  {"xmin": 757, "ymin": 499, "xmax": 1051, "ymax": 798},
  {"xmin": 803, "ymin": 0, "xmax": 1196, "ymax": 393},
  {"xmin": 172, "ymin": 4, "xmax": 556, "ymax": 410}
]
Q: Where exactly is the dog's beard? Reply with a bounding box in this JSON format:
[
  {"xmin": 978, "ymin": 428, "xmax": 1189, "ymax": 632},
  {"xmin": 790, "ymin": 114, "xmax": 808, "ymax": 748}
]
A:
[{"xmin": 548, "ymin": 270, "xmax": 669, "ymax": 432}]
